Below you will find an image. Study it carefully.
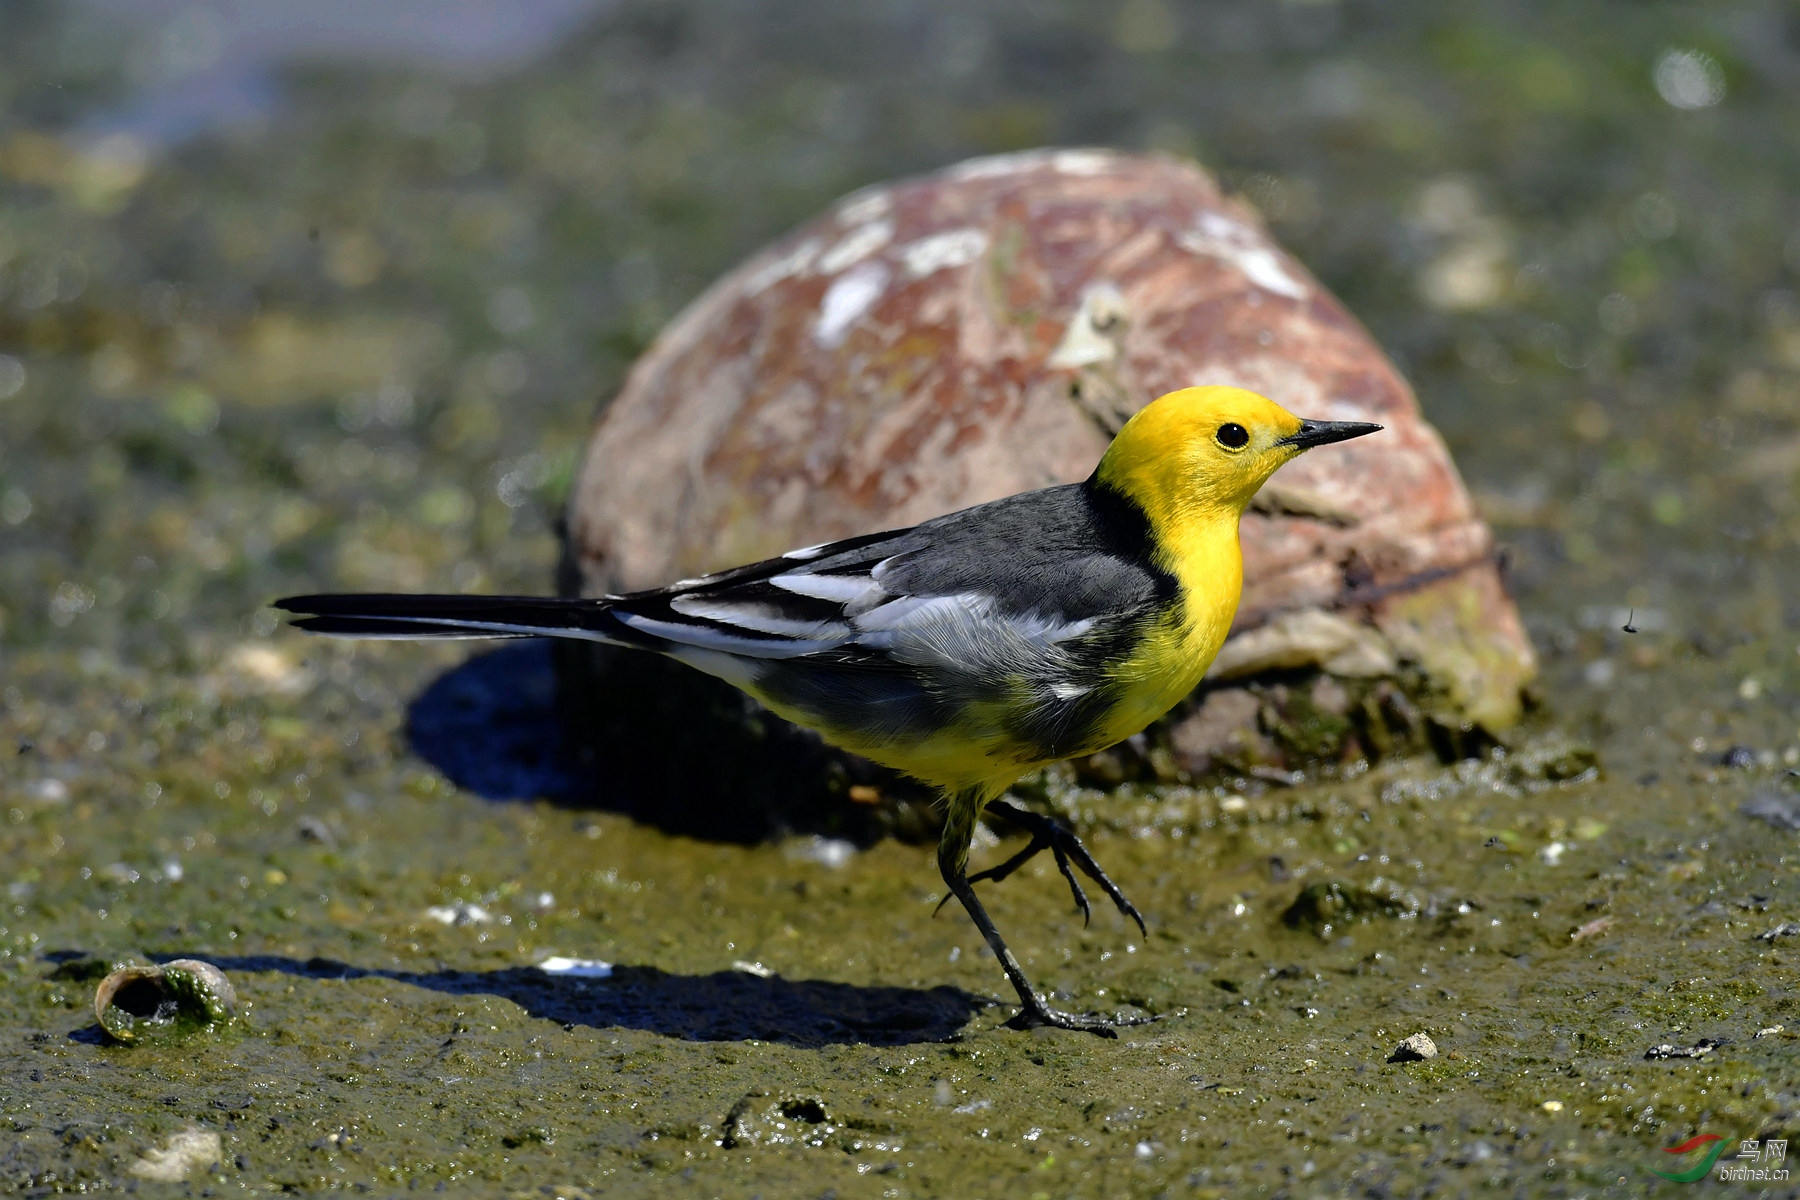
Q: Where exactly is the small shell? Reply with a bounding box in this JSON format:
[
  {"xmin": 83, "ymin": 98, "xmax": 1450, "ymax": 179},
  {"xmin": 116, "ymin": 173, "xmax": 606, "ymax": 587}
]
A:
[{"xmin": 94, "ymin": 959, "xmax": 237, "ymax": 1043}]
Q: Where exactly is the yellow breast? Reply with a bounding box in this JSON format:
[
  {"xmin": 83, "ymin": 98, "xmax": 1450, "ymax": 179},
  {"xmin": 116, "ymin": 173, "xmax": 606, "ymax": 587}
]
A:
[{"xmin": 1097, "ymin": 515, "xmax": 1243, "ymax": 747}]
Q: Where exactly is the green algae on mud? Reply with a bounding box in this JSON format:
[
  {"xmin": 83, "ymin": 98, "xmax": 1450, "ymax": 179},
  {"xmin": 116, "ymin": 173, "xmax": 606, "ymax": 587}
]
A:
[
  {"xmin": 5, "ymin": 0, "xmax": 1800, "ymax": 1192},
  {"xmin": 2, "ymin": 630, "xmax": 1798, "ymax": 1192}
]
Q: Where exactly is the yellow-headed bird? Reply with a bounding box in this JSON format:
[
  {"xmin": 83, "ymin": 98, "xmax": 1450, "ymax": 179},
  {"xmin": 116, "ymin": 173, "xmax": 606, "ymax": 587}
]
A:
[{"xmin": 278, "ymin": 386, "xmax": 1378, "ymax": 1035}]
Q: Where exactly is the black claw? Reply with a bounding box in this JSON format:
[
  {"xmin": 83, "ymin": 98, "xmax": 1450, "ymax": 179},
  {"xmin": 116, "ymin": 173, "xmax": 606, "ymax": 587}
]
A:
[
  {"xmin": 1005, "ymin": 998, "xmax": 1161, "ymax": 1037},
  {"xmin": 1050, "ymin": 846, "xmax": 1092, "ymax": 924},
  {"xmin": 982, "ymin": 800, "xmax": 1147, "ymax": 933},
  {"xmin": 965, "ymin": 835, "xmax": 1049, "ymax": 889},
  {"xmin": 1008, "ymin": 1010, "xmax": 1119, "ymax": 1037},
  {"xmin": 1118, "ymin": 897, "xmax": 1148, "ymax": 939}
]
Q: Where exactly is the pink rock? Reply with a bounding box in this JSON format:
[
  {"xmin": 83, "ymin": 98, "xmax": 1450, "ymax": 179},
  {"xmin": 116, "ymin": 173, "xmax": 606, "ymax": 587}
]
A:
[{"xmin": 566, "ymin": 149, "xmax": 1535, "ymax": 771}]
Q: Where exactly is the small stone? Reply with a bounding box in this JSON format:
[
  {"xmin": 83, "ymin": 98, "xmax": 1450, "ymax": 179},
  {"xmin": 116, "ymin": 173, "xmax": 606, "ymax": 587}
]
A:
[
  {"xmin": 1644, "ymin": 1038, "xmax": 1723, "ymax": 1059},
  {"xmin": 1387, "ymin": 1033, "xmax": 1438, "ymax": 1063},
  {"xmin": 1570, "ymin": 916, "xmax": 1614, "ymax": 941},
  {"xmin": 129, "ymin": 1128, "xmax": 222, "ymax": 1181},
  {"xmin": 296, "ymin": 815, "xmax": 337, "ymax": 847},
  {"xmin": 1167, "ymin": 687, "xmax": 1269, "ymax": 775},
  {"xmin": 1284, "ymin": 879, "xmax": 1421, "ymax": 937},
  {"xmin": 1720, "ymin": 744, "xmax": 1758, "ymax": 769},
  {"xmin": 423, "ymin": 901, "xmax": 491, "ymax": 926}
]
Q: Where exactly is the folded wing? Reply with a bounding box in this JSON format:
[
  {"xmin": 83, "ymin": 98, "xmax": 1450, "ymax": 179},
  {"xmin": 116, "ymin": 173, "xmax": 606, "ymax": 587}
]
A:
[{"xmin": 602, "ymin": 484, "xmax": 1170, "ymax": 672}]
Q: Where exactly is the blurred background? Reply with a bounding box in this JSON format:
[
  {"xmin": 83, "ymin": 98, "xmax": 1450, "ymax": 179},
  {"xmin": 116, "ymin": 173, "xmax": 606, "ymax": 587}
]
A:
[{"xmin": 5, "ymin": 3, "xmax": 1800, "ymax": 1186}]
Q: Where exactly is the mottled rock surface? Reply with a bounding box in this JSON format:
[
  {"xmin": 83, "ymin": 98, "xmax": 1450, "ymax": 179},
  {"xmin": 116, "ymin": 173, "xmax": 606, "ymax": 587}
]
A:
[{"xmin": 564, "ymin": 150, "xmax": 1534, "ymax": 791}]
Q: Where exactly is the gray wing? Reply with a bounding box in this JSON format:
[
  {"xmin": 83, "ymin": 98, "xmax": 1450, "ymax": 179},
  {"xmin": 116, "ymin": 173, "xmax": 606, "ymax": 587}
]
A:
[
  {"xmin": 608, "ymin": 483, "xmax": 1172, "ymax": 670},
  {"xmin": 607, "ymin": 483, "xmax": 1175, "ymax": 759}
]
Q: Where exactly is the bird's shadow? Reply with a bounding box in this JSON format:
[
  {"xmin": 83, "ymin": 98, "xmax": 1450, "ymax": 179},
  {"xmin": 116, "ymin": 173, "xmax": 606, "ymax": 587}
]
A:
[
  {"xmin": 404, "ymin": 640, "xmax": 937, "ymax": 844},
  {"xmin": 151, "ymin": 953, "xmax": 986, "ymax": 1047},
  {"xmin": 404, "ymin": 641, "xmax": 586, "ymax": 805}
]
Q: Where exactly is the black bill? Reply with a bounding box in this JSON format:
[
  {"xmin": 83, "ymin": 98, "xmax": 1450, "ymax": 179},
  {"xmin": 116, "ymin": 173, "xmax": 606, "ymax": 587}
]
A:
[{"xmin": 1278, "ymin": 419, "xmax": 1384, "ymax": 449}]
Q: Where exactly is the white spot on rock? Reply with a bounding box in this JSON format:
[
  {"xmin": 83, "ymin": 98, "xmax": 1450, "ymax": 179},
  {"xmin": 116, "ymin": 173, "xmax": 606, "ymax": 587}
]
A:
[
  {"xmin": 901, "ymin": 228, "xmax": 988, "ymax": 277},
  {"xmin": 817, "ymin": 218, "xmax": 895, "ymax": 274},
  {"xmin": 945, "ymin": 149, "xmax": 1057, "ymax": 181},
  {"xmin": 1178, "ymin": 212, "xmax": 1308, "ymax": 300},
  {"xmin": 814, "ymin": 261, "xmax": 889, "ymax": 347},
  {"xmin": 742, "ymin": 237, "xmax": 821, "ymax": 295},
  {"xmin": 1047, "ymin": 282, "xmax": 1128, "ymax": 368},
  {"xmin": 836, "ymin": 187, "xmax": 892, "ymax": 226},
  {"xmin": 1053, "ymin": 149, "xmax": 1114, "ymax": 175}
]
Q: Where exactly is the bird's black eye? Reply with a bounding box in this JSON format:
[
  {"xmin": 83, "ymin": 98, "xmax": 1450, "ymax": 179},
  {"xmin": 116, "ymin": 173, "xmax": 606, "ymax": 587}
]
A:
[{"xmin": 1215, "ymin": 422, "xmax": 1249, "ymax": 450}]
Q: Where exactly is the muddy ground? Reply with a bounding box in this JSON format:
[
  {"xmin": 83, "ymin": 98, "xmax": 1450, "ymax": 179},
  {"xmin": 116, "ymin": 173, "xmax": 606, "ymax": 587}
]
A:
[{"xmin": 2, "ymin": 1, "xmax": 1798, "ymax": 1194}]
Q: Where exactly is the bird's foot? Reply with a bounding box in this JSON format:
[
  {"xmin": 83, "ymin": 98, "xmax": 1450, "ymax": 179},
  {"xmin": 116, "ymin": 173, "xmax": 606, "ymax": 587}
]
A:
[
  {"xmin": 1003, "ymin": 993, "xmax": 1160, "ymax": 1038},
  {"xmin": 981, "ymin": 801, "xmax": 1147, "ymax": 936}
]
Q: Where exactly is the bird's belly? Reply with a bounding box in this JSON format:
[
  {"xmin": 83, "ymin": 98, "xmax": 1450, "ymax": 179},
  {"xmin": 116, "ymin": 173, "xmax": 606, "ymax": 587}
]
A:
[
  {"xmin": 729, "ymin": 661, "xmax": 1093, "ymax": 794},
  {"xmin": 1090, "ymin": 607, "xmax": 1232, "ymax": 748},
  {"xmin": 753, "ymin": 691, "xmax": 1031, "ymax": 794},
  {"xmin": 712, "ymin": 658, "xmax": 1002, "ymax": 790}
]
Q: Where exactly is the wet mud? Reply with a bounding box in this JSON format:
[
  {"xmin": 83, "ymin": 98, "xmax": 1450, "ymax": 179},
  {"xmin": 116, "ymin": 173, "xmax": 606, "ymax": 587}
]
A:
[{"xmin": 3, "ymin": 1, "xmax": 1799, "ymax": 1194}]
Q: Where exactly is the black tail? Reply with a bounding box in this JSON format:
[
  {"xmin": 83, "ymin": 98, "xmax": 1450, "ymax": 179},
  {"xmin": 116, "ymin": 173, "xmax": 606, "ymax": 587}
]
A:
[{"xmin": 273, "ymin": 593, "xmax": 620, "ymax": 643}]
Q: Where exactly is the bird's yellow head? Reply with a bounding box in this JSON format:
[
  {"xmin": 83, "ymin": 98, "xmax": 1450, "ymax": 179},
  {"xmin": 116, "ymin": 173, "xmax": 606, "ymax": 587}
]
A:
[{"xmin": 1091, "ymin": 385, "xmax": 1380, "ymax": 525}]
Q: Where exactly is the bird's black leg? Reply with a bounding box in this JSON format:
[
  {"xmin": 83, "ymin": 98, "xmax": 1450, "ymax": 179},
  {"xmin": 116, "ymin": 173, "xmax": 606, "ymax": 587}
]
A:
[
  {"xmin": 972, "ymin": 800, "xmax": 1148, "ymax": 937},
  {"xmin": 956, "ymin": 825, "xmax": 1092, "ymax": 922},
  {"xmin": 931, "ymin": 834, "xmax": 1077, "ymax": 918},
  {"xmin": 937, "ymin": 791, "xmax": 1154, "ymax": 1037}
]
